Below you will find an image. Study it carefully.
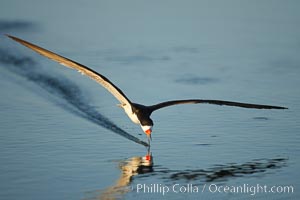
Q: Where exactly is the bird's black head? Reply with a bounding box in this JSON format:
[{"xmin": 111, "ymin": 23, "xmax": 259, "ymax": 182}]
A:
[
  {"xmin": 132, "ymin": 103, "xmax": 154, "ymax": 138},
  {"xmin": 140, "ymin": 117, "xmax": 153, "ymax": 144},
  {"xmin": 140, "ymin": 116, "xmax": 153, "ymax": 136}
]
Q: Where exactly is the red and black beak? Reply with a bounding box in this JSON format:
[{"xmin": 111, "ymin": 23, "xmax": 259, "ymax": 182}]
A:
[{"xmin": 145, "ymin": 129, "xmax": 152, "ymax": 144}]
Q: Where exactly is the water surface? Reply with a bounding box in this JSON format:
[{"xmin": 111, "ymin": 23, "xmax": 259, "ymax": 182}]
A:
[{"xmin": 0, "ymin": 1, "xmax": 299, "ymax": 199}]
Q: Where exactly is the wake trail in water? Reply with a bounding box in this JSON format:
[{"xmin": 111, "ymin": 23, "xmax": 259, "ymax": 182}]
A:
[{"xmin": 0, "ymin": 48, "xmax": 148, "ymax": 147}]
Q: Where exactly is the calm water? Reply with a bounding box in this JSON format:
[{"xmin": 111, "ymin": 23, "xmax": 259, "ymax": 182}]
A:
[{"xmin": 1, "ymin": 1, "xmax": 299, "ymax": 199}]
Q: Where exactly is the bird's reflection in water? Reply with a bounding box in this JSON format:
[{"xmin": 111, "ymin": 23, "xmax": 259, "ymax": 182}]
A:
[
  {"xmin": 85, "ymin": 152, "xmax": 287, "ymax": 200},
  {"xmin": 93, "ymin": 148, "xmax": 153, "ymax": 200},
  {"xmin": 166, "ymin": 157, "xmax": 287, "ymax": 182}
]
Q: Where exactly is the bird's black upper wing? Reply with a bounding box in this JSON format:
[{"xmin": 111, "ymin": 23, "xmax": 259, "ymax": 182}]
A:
[
  {"xmin": 149, "ymin": 99, "xmax": 287, "ymax": 112},
  {"xmin": 7, "ymin": 35, "xmax": 132, "ymax": 106}
]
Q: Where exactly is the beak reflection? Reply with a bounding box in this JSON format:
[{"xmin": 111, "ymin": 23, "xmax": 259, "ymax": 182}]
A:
[{"xmin": 97, "ymin": 148, "xmax": 153, "ymax": 200}]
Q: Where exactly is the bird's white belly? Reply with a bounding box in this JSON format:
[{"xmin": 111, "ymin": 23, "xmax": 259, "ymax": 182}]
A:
[
  {"xmin": 123, "ymin": 104, "xmax": 140, "ymax": 124},
  {"xmin": 128, "ymin": 112, "xmax": 140, "ymax": 124}
]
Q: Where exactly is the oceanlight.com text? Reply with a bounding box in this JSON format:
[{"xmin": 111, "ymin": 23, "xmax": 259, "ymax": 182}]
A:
[{"xmin": 205, "ymin": 183, "xmax": 294, "ymax": 196}]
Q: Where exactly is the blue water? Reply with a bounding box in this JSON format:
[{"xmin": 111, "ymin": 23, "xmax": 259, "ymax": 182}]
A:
[{"xmin": 0, "ymin": 1, "xmax": 299, "ymax": 199}]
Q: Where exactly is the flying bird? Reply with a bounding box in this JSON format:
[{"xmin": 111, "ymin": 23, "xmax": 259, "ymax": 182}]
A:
[{"xmin": 7, "ymin": 35, "xmax": 287, "ymax": 144}]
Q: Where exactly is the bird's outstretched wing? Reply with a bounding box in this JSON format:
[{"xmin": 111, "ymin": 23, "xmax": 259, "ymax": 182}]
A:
[
  {"xmin": 149, "ymin": 99, "xmax": 287, "ymax": 112},
  {"xmin": 7, "ymin": 35, "xmax": 131, "ymax": 106}
]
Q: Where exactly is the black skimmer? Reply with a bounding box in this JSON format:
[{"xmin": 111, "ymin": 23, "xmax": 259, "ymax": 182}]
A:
[{"xmin": 7, "ymin": 35, "xmax": 287, "ymax": 145}]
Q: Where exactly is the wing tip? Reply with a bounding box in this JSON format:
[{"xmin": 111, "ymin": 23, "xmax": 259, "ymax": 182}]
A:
[
  {"xmin": 5, "ymin": 34, "xmax": 26, "ymax": 45},
  {"xmin": 5, "ymin": 34, "xmax": 16, "ymax": 40},
  {"xmin": 277, "ymin": 106, "xmax": 288, "ymax": 110},
  {"xmin": 267, "ymin": 105, "xmax": 288, "ymax": 109}
]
